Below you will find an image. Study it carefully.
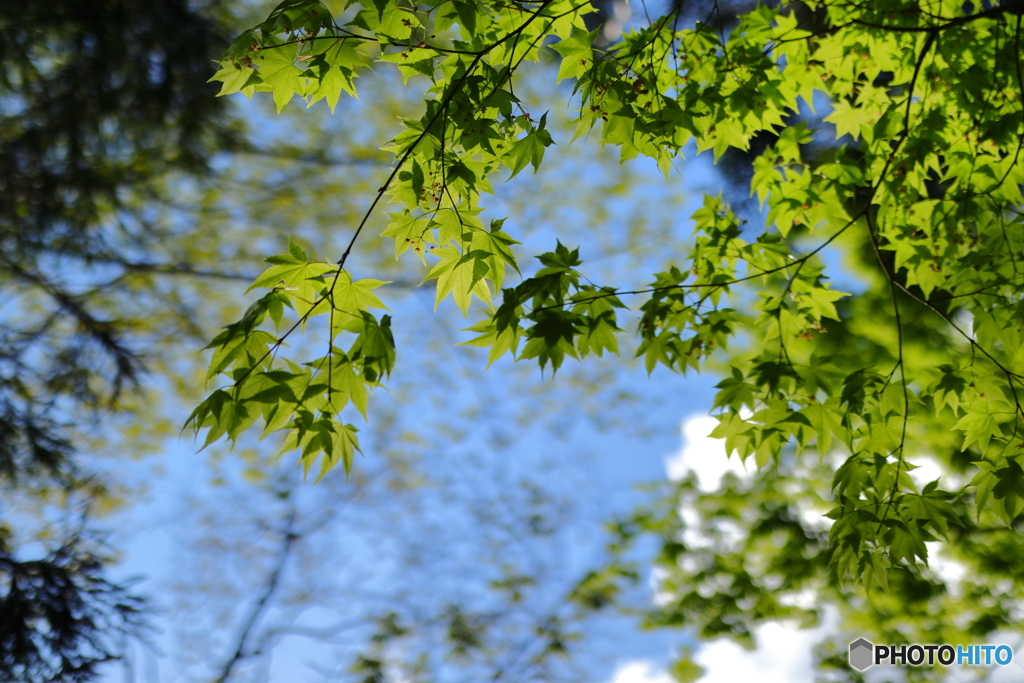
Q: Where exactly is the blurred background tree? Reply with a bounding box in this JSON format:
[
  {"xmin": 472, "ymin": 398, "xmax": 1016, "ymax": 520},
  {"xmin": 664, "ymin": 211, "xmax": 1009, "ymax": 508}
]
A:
[{"xmin": 0, "ymin": 0, "xmax": 235, "ymax": 679}]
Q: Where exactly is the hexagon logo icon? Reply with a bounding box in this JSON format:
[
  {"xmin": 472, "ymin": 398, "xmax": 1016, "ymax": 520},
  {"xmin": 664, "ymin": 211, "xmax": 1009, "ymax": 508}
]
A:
[{"xmin": 849, "ymin": 638, "xmax": 874, "ymax": 671}]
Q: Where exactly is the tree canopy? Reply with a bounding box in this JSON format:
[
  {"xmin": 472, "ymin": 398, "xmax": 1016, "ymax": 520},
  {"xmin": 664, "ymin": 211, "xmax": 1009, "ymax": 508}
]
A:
[{"xmin": 186, "ymin": 0, "xmax": 1024, "ymax": 678}]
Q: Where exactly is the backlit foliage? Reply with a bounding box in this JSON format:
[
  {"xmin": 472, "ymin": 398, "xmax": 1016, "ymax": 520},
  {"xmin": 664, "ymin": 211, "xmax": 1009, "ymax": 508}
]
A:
[{"xmin": 198, "ymin": 0, "xmax": 1024, "ymax": 594}]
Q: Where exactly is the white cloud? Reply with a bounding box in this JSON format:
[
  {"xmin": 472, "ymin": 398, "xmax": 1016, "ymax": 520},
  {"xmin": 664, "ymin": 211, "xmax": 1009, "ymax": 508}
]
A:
[
  {"xmin": 665, "ymin": 415, "xmax": 750, "ymax": 491},
  {"xmin": 693, "ymin": 611, "xmax": 836, "ymax": 683},
  {"xmin": 609, "ymin": 660, "xmax": 674, "ymax": 683},
  {"xmin": 608, "ymin": 611, "xmax": 837, "ymax": 683}
]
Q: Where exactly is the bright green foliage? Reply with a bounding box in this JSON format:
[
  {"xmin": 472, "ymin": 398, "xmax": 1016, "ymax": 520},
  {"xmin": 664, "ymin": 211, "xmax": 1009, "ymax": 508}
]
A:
[
  {"xmin": 201, "ymin": 0, "xmax": 1024, "ymax": 596},
  {"xmin": 186, "ymin": 237, "xmax": 393, "ymax": 479},
  {"xmin": 201, "ymin": 0, "xmax": 593, "ymax": 476}
]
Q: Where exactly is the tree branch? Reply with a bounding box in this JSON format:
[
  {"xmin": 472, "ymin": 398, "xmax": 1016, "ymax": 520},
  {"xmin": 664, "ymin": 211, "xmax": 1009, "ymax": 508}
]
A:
[{"xmin": 212, "ymin": 502, "xmax": 298, "ymax": 683}]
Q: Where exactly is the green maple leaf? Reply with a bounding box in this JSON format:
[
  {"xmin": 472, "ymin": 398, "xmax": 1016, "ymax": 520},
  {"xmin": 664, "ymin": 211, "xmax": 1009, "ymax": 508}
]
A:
[
  {"xmin": 307, "ymin": 352, "xmax": 371, "ymax": 420},
  {"xmin": 247, "ymin": 238, "xmax": 336, "ymax": 318},
  {"xmin": 254, "ymin": 43, "xmax": 301, "ymax": 112},
  {"xmin": 247, "ymin": 239, "xmax": 329, "ymax": 290},
  {"xmin": 423, "ymin": 245, "xmax": 493, "ymax": 314},
  {"xmin": 519, "ymin": 311, "xmax": 579, "ymax": 373},
  {"xmin": 954, "ymin": 409, "xmax": 1001, "ymax": 453},
  {"xmin": 460, "ymin": 317, "xmax": 520, "ymax": 367},
  {"xmin": 205, "ymin": 329, "xmax": 277, "ymax": 380},
  {"xmin": 797, "ymin": 286, "xmax": 848, "ymax": 321},
  {"xmin": 330, "ymin": 423, "xmax": 362, "ymax": 477},
  {"xmin": 802, "ymin": 402, "xmax": 846, "ymax": 458},
  {"xmin": 574, "ymin": 311, "xmax": 619, "ymax": 356},
  {"xmin": 507, "ymin": 115, "xmax": 554, "ymax": 177},
  {"xmin": 290, "ymin": 416, "xmax": 362, "ymax": 480},
  {"xmin": 551, "ymin": 28, "xmax": 598, "ymax": 82},
  {"xmin": 330, "ymin": 271, "xmax": 391, "ymax": 329},
  {"xmin": 467, "ymin": 220, "xmax": 520, "ymax": 290},
  {"xmin": 382, "ymin": 211, "xmax": 435, "ymax": 259},
  {"xmin": 307, "ymin": 66, "xmax": 357, "ymax": 112},
  {"xmin": 824, "ymin": 100, "xmax": 870, "ymax": 141},
  {"xmin": 333, "ymin": 361, "xmax": 369, "ymax": 419},
  {"xmin": 209, "ymin": 64, "xmax": 254, "ymax": 97},
  {"xmin": 432, "ymin": 206, "xmax": 484, "ymax": 243},
  {"xmin": 713, "ymin": 367, "xmax": 756, "ymax": 410},
  {"xmin": 312, "ymin": 38, "xmax": 366, "ymax": 70}
]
